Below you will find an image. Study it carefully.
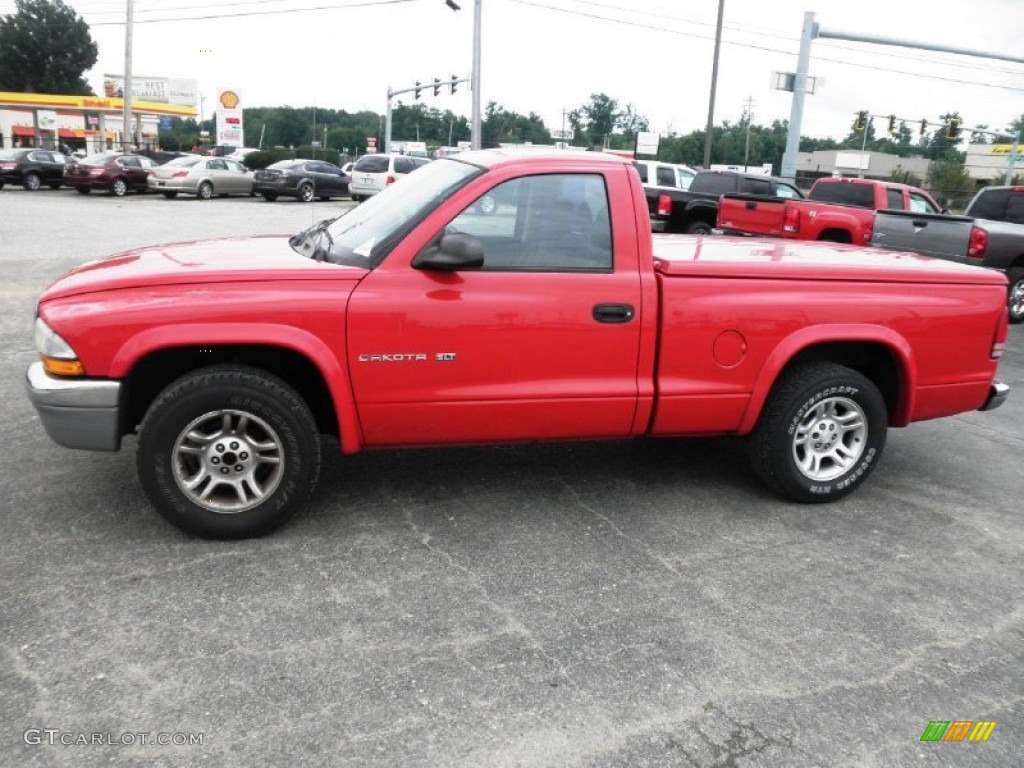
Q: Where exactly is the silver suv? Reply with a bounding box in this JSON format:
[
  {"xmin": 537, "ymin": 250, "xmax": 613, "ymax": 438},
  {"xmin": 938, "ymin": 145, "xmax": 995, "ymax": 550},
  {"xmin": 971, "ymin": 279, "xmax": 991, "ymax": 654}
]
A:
[{"xmin": 348, "ymin": 153, "xmax": 430, "ymax": 202}]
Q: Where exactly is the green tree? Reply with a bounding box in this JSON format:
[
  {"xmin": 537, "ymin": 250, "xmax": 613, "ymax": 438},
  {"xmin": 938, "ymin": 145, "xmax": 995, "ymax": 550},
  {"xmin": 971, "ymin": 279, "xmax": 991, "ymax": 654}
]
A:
[
  {"xmin": 569, "ymin": 93, "xmax": 621, "ymax": 147},
  {"xmin": 926, "ymin": 151, "xmax": 975, "ymax": 209},
  {"xmin": 0, "ymin": 0, "xmax": 97, "ymax": 94},
  {"xmin": 482, "ymin": 102, "xmax": 550, "ymax": 147}
]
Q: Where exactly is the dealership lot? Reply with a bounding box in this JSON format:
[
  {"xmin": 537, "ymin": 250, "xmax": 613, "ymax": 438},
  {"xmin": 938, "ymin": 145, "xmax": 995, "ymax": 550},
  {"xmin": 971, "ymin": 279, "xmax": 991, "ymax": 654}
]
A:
[{"xmin": 1, "ymin": 189, "xmax": 1021, "ymax": 767}]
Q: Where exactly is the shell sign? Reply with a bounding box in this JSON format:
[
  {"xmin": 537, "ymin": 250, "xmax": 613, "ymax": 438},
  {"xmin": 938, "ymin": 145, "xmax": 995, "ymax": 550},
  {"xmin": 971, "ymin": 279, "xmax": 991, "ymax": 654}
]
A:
[
  {"xmin": 219, "ymin": 90, "xmax": 240, "ymax": 110},
  {"xmin": 215, "ymin": 87, "xmax": 243, "ymax": 147}
]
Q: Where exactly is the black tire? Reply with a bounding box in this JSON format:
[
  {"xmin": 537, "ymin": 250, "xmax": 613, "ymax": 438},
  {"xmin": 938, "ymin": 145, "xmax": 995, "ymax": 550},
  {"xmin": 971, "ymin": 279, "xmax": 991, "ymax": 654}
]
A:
[
  {"xmin": 685, "ymin": 220, "xmax": 713, "ymax": 235},
  {"xmin": 261, "ymin": 191, "xmax": 279, "ymax": 201},
  {"xmin": 1007, "ymin": 268, "xmax": 1024, "ymax": 325},
  {"xmin": 162, "ymin": 191, "xmax": 178, "ymax": 199},
  {"xmin": 297, "ymin": 182, "xmax": 314, "ymax": 202},
  {"xmin": 110, "ymin": 177, "xmax": 128, "ymax": 197},
  {"xmin": 319, "ymin": 196, "xmax": 331, "ymax": 202},
  {"xmin": 351, "ymin": 194, "xmax": 362, "ymax": 203},
  {"xmin": 818, "ymin": 230, "xmax": 852, "ymax": 244},
  {"xmin": 23, "ymin": 172, "xmax": 41, "ymax": 191},
  {"xmin": 197, "ymin": 181, "xmax": 214, "ymax": 200},
  {"xmin": 76, "ymin": 187, "xmax": 91, "ymax": 195},
  {"xmin": 137, "ymin": 365, "xmax": 321, "ymax": 539},
  {"xmin": 0, "ymin": 180, "xmax": 4, "ymax": 190},
  {"xmin": 48, "ymin": 182, "xmax": 62, "ymax": 190},
  {"xmin": 749, "ymin": 363, "xmax": 887, "ymax": 503}
]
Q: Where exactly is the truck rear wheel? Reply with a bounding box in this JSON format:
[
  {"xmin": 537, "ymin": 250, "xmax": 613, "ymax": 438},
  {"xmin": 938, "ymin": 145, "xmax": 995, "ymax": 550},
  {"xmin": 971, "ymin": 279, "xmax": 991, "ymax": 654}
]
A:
[
  {"xmin": 749, "ymin": 363, "xmax": 887, "ymax": 503},
  {"xmin": 1007, "ymin": 268, "xmax": 1024, "ymax": 324},
  {"xmin": 137, "ymin": 365, "xmax": 321, "ymax": 539},
  {"xmin": 685, "ymin": 221, "xmax": 713, "ymax": 235}
]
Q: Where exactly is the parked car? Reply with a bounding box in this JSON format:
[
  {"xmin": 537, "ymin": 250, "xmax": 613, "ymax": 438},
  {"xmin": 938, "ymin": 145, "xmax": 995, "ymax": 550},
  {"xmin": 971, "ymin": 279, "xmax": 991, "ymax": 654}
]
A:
[
  {"xmin": 0, "ymin": 148, "xmax": 68, "ymax": 190},
  {"xmin": 63, "ymin": 152, "xmax": 158, "ymax": 196},
  {"xmin": 25, "ymin": 150, "xmax": 1010, "ymax": 538},
  {"xmin": 716, "ymin": 177, "xmax": 945, "ymax": 245},
  {"xmin": 252, "ymin": 159, "xmax": 350, "ymax": 202},
  {"xmin": 226, "ymin": 147, "xmax": 259, "ymax": 163},
  {"xmin": 147, "ymin": 155, "xmax": 254, "ymax": 199},
  {"xmin": 633, "ymin": 160, "xmax": 697, "ymax": 191},
  {"xmin": 348, "ymin": 153, "xmax": 430, "ymax": 201},
  {"xmin": 646, "ymin": 169, "xmax": 803, "ymax": 234},
  {"xmin": 871, "ymin": 185, "xmax": 1024, "ymax": 322}
]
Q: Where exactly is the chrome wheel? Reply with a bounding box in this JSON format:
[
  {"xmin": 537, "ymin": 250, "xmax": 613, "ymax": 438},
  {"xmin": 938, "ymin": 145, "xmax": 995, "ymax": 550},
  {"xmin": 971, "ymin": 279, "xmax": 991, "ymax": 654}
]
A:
[
  {"xmin": 1009, "ymin": 272, "xmax": 1024, "ymax": 323},
  {"xmin": 24, "ymin": 172, "xmax": 41, "ymax": 191},
  {"xmin": 298, "ymin": 183, "xmax": 313, "ymax": 202},
  {"xmin": 197, "ymin": 181, "xmax": 213, "ymax": 200},
  {"xmin": 172, "ymin": 409, "xmax": 284, "ymax": 514},
  {"xmin": 791, "ymin": 396, "xmax": 867, "ymax": 482},
  {"xmin": 111, "ymin": 178, "xmax": 128, "ymax": 196}
]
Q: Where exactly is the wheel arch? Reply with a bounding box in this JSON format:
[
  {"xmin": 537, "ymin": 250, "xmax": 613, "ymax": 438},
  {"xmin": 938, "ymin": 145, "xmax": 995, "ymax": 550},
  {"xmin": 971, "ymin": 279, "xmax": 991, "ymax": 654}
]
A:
[
  {"xmin": 113, "ymin": 326, "xmax": 361, "ymax": 451},
  {"xmin": 738, "ymin": 327, "xmax": 915, "ymax": 434}
]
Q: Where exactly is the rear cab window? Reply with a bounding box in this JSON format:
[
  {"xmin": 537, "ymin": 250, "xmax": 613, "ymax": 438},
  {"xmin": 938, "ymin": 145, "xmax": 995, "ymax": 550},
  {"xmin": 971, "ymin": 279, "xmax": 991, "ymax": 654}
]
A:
[
  {"xmin": 353, "ymin": 155, "xmax": 391, "ymax": 173},
  {"xmin": 967, "ymin": 188, "xmax": 1009, "ymax": 220},
  {"xmin": 808, "ymin": 182, "xmax": 875, "ymax": 208}
]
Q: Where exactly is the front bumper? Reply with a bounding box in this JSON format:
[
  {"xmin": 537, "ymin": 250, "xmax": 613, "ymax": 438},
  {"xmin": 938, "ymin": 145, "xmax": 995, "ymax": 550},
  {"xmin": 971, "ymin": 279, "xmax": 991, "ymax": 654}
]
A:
[
  {"xmin": 25, "ymin": 362, "xmax": 122, "ymax": 451},
  {"xmin": 978, "ymin": 380, "xmax": 1010, "ymax": 412}
]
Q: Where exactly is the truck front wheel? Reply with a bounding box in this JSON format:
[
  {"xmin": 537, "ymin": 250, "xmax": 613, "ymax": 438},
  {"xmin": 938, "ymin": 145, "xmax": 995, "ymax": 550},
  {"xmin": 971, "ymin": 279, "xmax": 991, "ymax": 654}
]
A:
[
  {"xmin": 137, "ymin": 366, "xmax": 321, "ymax": 539},
  {"xmin": 1007, "ymin": 268, "xmax": 1024, "ymax": 324},
  {"xmin": 749, "ymin": 363, "xmax": 887, "ymax": 503}
]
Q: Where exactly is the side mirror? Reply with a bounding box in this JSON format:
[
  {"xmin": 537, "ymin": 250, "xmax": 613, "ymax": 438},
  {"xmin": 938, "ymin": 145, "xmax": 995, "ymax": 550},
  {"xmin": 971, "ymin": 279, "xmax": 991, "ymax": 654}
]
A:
[{"xmin": 413, "ymin": 233, "xmax": 484, "ymax": 271}]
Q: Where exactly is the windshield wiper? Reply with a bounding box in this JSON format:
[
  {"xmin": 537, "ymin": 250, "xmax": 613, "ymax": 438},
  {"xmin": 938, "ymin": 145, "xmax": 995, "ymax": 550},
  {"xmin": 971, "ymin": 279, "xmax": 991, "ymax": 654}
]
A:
[{"xmin": 288, "ymin": 218, "xmax": 336, "ymax": 261}]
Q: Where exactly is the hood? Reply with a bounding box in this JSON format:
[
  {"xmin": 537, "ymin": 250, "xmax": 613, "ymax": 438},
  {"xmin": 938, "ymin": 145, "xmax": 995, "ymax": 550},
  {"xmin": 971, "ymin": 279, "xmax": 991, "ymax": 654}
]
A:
[
  {"xmin": 652, "ymin": 235, "xmax": 1008, "ymax": 286},
  {"xmin": 40, "ymin": 235, "xmax": 366, "ymax": 301}
]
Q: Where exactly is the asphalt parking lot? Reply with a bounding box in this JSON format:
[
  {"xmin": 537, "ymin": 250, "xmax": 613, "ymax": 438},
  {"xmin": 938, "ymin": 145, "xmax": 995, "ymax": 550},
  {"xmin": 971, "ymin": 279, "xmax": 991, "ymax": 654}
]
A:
[{"xmin": 1, "ymin": 187, "xmax": 1021, "ymax": 767}]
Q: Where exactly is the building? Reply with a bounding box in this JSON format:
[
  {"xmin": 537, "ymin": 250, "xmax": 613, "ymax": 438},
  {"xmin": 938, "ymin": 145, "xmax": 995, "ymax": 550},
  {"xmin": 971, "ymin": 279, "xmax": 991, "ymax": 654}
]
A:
[
  {"xmin": 0, "ymin": 91, "xmax": 197, "ymax": 153},
  {"xmin": 793, "ymin": 149, "xmax": 931, "ymax": 186},
  {"xmin": 963, "ymin": 142, "xmax": 1023, "ymax": 183}
]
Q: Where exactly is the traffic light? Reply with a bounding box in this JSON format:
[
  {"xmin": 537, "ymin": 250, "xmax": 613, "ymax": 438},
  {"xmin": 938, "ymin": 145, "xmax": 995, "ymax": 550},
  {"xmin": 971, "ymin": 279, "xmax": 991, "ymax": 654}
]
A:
[
  {"xmin": 853, "ymin": 110, "xmax": 868, "ymax": 132},
  {"xmin": 919, "ymin": 118, "xmax": 928, "ymax": 136},
  {"xmin": 450, "ymin": 75, "xmax": 458, "ymax": 95},
  {"xmin": 887, "ymin": 114, "xmax": 896, "ymax": 134},
  {"xmin": 433, "ymin": 77, "xmax": 441, "ymax": 97},
  {"xmin": 414, "ymin": 81, "xmax": 422, "ymax": 100},
  {"xmin": 947, "ymin": 118, "xmax": 962, "ymax": 141}
]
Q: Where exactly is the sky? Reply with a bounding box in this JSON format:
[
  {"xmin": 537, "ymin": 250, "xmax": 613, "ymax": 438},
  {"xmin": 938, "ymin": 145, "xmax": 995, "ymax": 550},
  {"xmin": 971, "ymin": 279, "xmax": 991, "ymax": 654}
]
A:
[{"xmin": 4, "ymin": 0, "xmax": 1023, "ymax": 142}]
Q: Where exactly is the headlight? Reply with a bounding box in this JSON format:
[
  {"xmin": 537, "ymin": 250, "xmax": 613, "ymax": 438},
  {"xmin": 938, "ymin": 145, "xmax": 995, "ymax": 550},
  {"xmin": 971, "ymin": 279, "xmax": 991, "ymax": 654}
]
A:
[{"xmin": 34, "ymin": 317, "xmax": 84, "ymax": 376}]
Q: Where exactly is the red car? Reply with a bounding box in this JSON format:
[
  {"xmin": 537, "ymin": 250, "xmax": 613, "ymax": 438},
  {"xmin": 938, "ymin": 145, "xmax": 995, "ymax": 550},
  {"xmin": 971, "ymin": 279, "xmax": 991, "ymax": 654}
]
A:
[{"xmin": 64, "ymin": 153, "xmax": 158, "ymax": 196}]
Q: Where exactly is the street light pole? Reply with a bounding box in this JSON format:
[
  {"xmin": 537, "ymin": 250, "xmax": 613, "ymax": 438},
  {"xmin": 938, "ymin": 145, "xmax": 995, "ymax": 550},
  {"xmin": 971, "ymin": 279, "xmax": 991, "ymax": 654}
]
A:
[
  {"xmin": 702, "ymin": 0, "xmax": 724, "ymax": 168},
  {"xmin": 471, "ymin": 0, "xmax": 482, "ymax": 150},
  {"xmin": 122, "ymin": 0, "xmax": 134, "ymax": 151}
]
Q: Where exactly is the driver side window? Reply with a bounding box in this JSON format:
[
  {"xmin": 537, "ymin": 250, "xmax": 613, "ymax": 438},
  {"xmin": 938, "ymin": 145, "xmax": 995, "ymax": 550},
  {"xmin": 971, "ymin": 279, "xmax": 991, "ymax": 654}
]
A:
[{"xmin": 444, "ymin": 173, "xmax": 613, "ymax": 272}]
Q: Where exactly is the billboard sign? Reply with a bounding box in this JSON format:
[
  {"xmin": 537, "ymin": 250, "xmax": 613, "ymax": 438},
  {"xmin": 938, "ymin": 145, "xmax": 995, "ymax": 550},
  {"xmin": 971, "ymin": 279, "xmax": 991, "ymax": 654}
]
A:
[{"xmin": 102, "ymin": 74, "xmax": 198, "ymax": 106}]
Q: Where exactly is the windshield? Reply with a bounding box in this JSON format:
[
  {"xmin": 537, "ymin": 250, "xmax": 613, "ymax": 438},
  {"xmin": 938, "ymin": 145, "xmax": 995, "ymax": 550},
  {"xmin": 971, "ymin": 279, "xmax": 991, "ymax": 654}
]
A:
[{"xmin": 303, "ymin": 158, "xmax": 482, "ymax": 268}]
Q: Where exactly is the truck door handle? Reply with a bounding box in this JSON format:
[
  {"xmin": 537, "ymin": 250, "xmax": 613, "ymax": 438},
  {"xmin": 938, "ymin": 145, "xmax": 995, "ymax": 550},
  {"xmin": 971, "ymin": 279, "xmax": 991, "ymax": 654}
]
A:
[
  {"xmin": 912, "ymin": 220, "xmax": 928, "ymax": 227},
  {"xmin": 745, "ymin": 201, "xmax": 757, "ymax": 210},
  {"xmin": 593, "ymin": 303, "xmax": 635, "ymax": 324}
]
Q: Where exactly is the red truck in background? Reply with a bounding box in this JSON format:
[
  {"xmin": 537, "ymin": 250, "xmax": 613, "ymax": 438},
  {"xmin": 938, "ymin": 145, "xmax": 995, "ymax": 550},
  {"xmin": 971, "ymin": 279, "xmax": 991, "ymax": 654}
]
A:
[
  {"xmin": 26, "ymin": 151, "xmax": 1010, "ymax": 539},
  {"xmin": 716, "ymin": 177, "xmax": 946, "ymax": 245}
]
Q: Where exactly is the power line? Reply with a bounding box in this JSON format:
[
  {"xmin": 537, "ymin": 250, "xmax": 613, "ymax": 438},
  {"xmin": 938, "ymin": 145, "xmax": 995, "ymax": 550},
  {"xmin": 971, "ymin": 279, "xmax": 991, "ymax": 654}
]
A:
[{"xmin": 508, "ymin": 0, "xmax": 1024, "ymax": 93}]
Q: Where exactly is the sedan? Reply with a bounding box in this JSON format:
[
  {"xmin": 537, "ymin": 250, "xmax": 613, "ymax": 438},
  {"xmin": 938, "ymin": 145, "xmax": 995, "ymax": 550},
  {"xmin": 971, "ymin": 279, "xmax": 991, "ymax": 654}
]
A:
[
  {"xmin": 0, "ymin": 148, "xmax": 68, "ymax": 190},
  {"xmin": 147, "ymin": 155, "xmax": 254, "ymax": 199},
  {"xmin": 64, "ymin": 153, "xmax": 158, "ymax": 196},
  {"xmin": 252, "ymin": 159, "xmax": 350, "ymax": 202}
]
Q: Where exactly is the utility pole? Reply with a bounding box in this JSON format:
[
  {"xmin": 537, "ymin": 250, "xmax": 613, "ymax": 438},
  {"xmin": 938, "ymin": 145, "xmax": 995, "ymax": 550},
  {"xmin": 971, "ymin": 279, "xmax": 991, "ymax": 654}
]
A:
[
  {"xmin": 122, "ymin": 0, "xmax": 134, "ymax": 151},
  {"xmin": 859, "ymin": 117, "xmax": 872, "ymax": 178},
  {"xmin": 743, "ymin": 96, "xmax": 754, "ymax": 171},
  {"xmin": 702, "ymin": 0, "xmax": 725, "ymax": 168}
]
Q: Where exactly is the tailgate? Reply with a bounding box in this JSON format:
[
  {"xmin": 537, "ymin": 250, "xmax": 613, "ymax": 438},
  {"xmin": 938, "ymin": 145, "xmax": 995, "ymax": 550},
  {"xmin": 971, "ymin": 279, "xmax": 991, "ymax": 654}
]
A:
[
  {"xmin": 871, "ymin": 210, "xmax": 974, "ymax": 262},
  {"xmin": 717, "ymin": 193, "xmax": 788, "ymax": 236}
]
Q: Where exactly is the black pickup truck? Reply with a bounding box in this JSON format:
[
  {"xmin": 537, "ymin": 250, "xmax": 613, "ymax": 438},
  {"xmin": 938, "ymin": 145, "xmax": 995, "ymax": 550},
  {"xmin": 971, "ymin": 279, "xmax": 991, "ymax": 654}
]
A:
[
  {"xmin": 643, "ymin": 169, "xmax": 804, "ymax": 234},
  {"xmin": 871, "ymin": 185, "xmax": 1024, "ymax": 323}
]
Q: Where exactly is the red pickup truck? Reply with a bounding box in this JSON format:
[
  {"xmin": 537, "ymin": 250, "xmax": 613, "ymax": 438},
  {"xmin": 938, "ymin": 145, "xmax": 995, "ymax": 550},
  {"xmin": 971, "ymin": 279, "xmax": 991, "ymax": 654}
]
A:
[
  {"xmin": 26, "ymin": 151, "xmax": 1010, "ymax": 538},
  {"xmin": 717, "ymin": 177, "xmax": 945, "ymax": 245}
]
